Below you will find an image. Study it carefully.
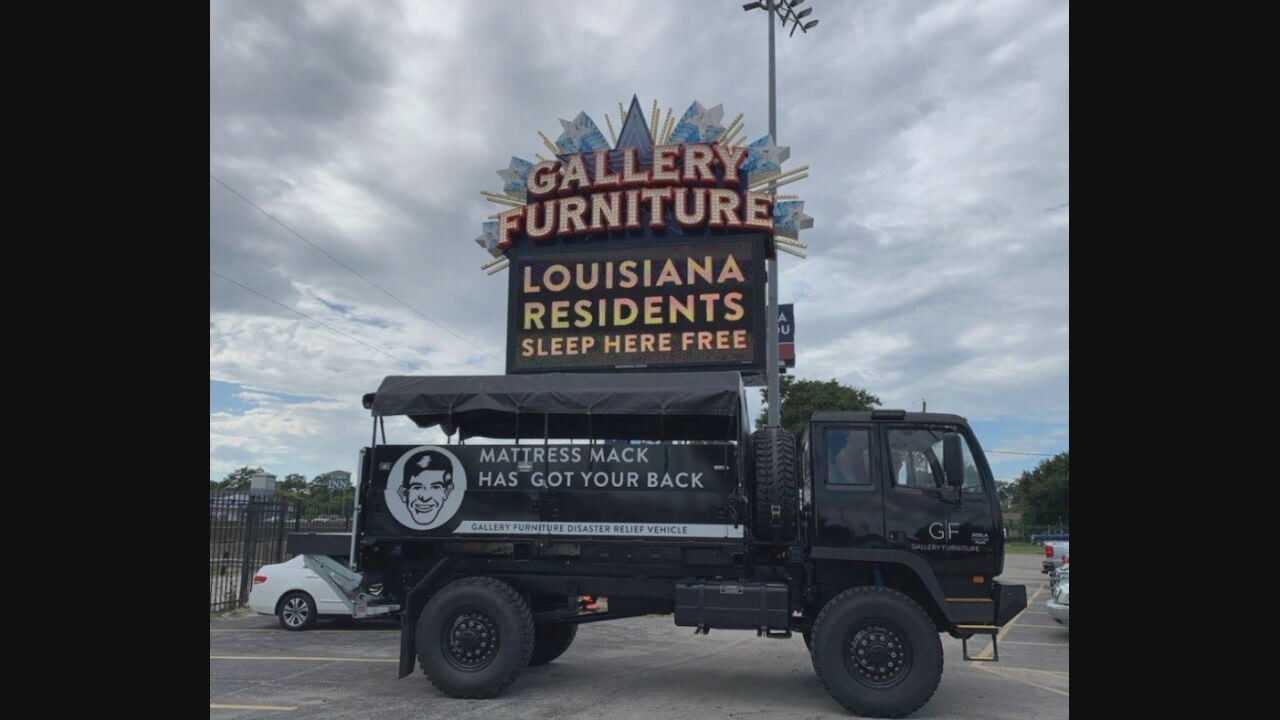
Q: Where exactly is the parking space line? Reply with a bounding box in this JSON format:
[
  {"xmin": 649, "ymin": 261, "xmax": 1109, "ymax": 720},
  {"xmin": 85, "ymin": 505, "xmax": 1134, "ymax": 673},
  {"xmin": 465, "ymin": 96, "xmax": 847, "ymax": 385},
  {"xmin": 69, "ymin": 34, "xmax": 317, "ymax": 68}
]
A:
[
  {"xmin": 994, "ymin": 666, "xmax": 1068, "ymax": 677},
  {"xmin": 211, "ymin": 655, "xmax": 397, "ymax": 663},
  {"xmin": 1002, "ymin": 641, "xmax": 1068, "ymax": 647},
  {"xmin": 974, "ymin": 664, "xmax": 1069, "ymax": 697},
  {"xmin": 211, "ymin": 704, "xmax": 297, "ymax": 711},
  {"xmin": 1011, "ymin": 623, "xmax": 1066, "ymax": 629}
]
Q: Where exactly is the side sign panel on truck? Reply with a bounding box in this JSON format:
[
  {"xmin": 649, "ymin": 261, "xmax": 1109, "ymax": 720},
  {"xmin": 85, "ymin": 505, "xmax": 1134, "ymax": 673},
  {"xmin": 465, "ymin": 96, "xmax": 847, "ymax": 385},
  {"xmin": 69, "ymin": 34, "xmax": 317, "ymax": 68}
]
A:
[{"xmin": 365, "ymin": 444, "xmax": 741, "ymax": 540}]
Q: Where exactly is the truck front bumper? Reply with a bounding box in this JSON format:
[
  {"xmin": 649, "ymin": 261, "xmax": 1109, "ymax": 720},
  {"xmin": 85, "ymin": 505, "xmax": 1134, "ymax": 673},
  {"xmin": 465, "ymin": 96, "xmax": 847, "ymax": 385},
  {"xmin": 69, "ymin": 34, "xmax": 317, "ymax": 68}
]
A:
[{"xmin": 994, "ymin": 581, "xmax": 1028, "ymax": 626}]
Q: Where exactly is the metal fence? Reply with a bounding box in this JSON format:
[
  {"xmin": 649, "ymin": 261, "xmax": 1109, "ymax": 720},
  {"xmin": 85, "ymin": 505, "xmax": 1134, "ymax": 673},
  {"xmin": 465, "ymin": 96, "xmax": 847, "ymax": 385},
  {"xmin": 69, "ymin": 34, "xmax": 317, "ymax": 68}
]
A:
[
  {"xmin": 209, "ymin": 492, "xmax": 356, "ymax": 612},
  {"xmin": 1006, "ymin": 522, "xmax": 1070, "ymax": 544},
  {"xmin": 287, "ymin": 497, "xmax": 355, "ymax": 534}
]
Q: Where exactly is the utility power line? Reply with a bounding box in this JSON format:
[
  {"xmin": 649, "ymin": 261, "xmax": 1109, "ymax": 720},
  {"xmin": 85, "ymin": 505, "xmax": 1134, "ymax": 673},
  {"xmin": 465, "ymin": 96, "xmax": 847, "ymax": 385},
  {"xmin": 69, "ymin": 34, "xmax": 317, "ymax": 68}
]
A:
[
  {"xmin": 986, "ymin": 450, "xmax": 1059, "ymax": 457},
  {"xmin": 210, "ymin": 173, "xmax": 501, "ymax": 362},
  {"xmin": 211, "ymin": 269, "xmax": 421, "ymax": 370}
]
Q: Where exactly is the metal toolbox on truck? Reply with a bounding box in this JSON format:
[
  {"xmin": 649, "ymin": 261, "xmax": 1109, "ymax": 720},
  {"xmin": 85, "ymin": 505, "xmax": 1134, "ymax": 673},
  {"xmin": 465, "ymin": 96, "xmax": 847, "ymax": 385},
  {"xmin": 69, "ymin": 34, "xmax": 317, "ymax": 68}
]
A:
[{"xmin": 674, "ymin": 581, "xmax": 789, "ymax": 631}]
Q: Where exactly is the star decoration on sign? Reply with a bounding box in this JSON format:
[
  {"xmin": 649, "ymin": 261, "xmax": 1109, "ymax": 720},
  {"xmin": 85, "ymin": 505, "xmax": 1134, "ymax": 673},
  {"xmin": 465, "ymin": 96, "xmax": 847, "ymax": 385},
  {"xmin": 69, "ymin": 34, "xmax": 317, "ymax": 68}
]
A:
[
  {"xmin": 742, "ymin": 135, "xmax": 791, "ymax": 176},
  {"xmin": 555, "ymin": 112, "xmax": 609, "ymax": 154},
  {"xmin": 474, "ymin": 221, "xmax": 502, "ymax": 257},
  {"xmin": 670, "ymin": 101, "xmax": 725, "ymax": 143},
  {"xmin": 496, "ymin": 157, "xmax": 534, "ymax": 196},
  {"xmin": 773, "ymin": 201, "xmax": 813, "ymax": 240}
]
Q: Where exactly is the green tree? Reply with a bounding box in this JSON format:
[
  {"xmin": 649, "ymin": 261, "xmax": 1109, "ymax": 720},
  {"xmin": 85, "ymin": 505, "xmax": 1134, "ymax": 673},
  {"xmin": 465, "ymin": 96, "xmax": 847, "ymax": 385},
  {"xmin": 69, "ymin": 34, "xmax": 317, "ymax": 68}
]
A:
[
  {"xmin": 996, "ymin": 480, "xmax": 1016, "ymax": 509},
  {"xmin": 307, "ymin": 475, "xmax": 333, "ymax": 502},
  {"xmin": 307, "ymin": 474, "xmax": 343, "ymax": 502},
  {"xmin": 279, "ymin": 473, "xmax": 309, "ymax": 493},
  {"xmin": 1012, "ymin": 452, "xmax": 1069, "ymax": 525},
  {"xmin": 325, "ymin": 487, "xmax": 355, "ymax": 515},
  {"xmin": 275, "ymin": 473, "xmax": 309, "ymax": 502},
  {"xmin": 756, "ymin": 375, "xmax": 881, "ymax": 435},
  {"xmin": 217, "ymin": 466, "xmax": 263, "ymax": 492}
]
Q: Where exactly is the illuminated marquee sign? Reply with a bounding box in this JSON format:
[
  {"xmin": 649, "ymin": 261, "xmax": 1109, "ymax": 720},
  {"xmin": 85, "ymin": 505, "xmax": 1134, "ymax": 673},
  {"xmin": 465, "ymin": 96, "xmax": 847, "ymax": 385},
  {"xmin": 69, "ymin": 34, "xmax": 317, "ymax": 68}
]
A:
[
  {"xmin": 473, "ymin": 96, "xmax": 814, "ymax": 379},
  {"xmin": 508, "ymin": 236, "xmax": 765, "ymax": 373},
  {"xmin": 493, "ymin": 144, "xmax": 773, "ymax": 249}
]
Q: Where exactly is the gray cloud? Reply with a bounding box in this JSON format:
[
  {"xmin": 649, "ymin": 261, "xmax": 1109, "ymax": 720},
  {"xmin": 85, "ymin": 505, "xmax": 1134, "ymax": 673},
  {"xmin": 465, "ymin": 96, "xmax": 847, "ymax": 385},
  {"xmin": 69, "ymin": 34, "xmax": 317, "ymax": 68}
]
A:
[{"xmin": 210, "ymin": 0, "xmax": 1068, "ymax": 480}]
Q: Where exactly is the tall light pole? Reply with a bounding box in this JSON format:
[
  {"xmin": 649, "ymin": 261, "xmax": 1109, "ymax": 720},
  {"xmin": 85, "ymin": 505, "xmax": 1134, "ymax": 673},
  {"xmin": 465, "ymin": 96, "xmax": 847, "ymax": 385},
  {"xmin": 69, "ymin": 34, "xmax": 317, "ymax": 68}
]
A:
[{"xmin": 742, "ymin": 0, "xmax": 818, "ymax": 427}]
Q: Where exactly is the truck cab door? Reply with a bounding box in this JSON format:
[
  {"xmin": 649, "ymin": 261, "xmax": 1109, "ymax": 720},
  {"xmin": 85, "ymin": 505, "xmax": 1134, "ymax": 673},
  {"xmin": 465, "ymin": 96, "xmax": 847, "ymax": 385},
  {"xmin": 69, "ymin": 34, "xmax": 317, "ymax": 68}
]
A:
[
  {"xmin": 880, "ymin": 425, "xmax": 999, "ymax": 599},
  {"xmin": 880, "ymin": 426, "xmax": 955, "ymax": 572}
]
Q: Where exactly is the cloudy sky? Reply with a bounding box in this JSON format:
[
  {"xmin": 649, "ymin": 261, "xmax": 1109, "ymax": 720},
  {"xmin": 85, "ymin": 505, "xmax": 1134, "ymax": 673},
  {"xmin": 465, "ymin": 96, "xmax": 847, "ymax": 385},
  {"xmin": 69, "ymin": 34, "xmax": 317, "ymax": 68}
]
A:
[{"xmin": 210, "ymin": 0, "xmax": 1068, "ymax": 484}]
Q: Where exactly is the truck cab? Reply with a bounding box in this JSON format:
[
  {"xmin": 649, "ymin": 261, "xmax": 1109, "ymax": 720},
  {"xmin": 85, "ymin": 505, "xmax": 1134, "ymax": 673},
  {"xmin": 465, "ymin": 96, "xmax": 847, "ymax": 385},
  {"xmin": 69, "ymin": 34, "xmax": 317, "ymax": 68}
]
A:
[{"xmin": 801, "ymin": 411, "xmax": 1020, "ymax": 637}]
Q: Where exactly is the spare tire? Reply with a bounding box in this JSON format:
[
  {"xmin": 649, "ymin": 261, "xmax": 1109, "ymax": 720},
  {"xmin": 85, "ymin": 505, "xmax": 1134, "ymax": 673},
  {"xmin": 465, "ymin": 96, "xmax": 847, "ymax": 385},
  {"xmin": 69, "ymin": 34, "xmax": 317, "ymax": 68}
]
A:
[{"xmin": 751, "ymin": 426, "xmax": 798, "ymax": 542}]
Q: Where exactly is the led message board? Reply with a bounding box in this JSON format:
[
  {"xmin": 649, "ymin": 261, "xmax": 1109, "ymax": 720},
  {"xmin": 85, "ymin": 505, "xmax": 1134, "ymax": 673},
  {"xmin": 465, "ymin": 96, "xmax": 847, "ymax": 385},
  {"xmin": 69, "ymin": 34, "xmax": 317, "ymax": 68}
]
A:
[{"xmin": 507, "ymin": 236, "xmax": 766, "ymax": 374}]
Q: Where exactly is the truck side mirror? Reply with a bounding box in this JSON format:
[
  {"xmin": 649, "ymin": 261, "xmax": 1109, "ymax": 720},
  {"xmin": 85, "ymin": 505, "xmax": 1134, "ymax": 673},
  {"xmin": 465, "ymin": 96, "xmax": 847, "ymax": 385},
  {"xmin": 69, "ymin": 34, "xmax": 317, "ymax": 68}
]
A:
[{"xmin": 943, "ymin": 433, "xmax": 964, "ymax": 488}]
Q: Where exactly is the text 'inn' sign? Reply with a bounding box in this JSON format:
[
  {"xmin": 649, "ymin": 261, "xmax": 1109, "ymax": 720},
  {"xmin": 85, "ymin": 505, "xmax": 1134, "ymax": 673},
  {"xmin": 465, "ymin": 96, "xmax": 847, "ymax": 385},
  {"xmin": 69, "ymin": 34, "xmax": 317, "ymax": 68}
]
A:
[{"xmin": 473, "ymin": 95, "xmax": 813, "ymax": 379}]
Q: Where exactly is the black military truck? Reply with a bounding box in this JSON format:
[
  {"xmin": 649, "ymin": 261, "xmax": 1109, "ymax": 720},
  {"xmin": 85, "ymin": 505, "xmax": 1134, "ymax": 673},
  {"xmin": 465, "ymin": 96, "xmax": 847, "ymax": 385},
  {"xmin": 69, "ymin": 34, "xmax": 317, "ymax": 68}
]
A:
[{"xmin": 330, "ymin": 371, "xmax": 1025, "ymax": 717}]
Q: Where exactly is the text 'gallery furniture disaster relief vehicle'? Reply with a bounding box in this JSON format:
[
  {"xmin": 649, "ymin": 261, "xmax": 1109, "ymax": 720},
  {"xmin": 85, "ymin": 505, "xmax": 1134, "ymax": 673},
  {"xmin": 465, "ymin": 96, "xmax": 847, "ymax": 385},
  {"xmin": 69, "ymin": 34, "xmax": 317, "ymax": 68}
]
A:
[{"xmin": 308, "ymin": 372, "xmax": 1025, "ymax": 718}]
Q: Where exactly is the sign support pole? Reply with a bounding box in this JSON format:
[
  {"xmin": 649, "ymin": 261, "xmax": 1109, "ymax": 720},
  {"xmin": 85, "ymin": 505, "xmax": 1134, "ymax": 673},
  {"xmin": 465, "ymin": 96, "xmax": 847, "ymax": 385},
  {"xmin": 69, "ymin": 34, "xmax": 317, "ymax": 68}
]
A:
[{"xmin": 765, "ymin": 0, "xmax": 780, "ymax": 428}]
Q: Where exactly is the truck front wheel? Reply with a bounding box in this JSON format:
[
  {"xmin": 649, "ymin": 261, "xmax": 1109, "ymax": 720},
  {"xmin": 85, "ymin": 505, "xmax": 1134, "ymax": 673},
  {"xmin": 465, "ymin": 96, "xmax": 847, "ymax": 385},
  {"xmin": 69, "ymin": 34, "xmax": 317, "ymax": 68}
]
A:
[
  {"xmin": 416, "ymin": 577, "xmax": 535, "ymax": 698},
  {"xmin": 809, "ymin": 586, "xmax": 943, "ymax": 718},
  {"xmin": 529, "ymin": 622, "xmax": 578, "ymax": 665}
]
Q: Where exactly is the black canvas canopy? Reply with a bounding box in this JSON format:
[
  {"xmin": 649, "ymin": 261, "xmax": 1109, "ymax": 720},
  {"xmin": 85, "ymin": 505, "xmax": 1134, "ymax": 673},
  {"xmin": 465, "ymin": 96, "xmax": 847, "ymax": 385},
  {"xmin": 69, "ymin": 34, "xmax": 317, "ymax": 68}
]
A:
[{"xmin": 364, "ymin": 372, "xmax": 749, "ymax": 441}]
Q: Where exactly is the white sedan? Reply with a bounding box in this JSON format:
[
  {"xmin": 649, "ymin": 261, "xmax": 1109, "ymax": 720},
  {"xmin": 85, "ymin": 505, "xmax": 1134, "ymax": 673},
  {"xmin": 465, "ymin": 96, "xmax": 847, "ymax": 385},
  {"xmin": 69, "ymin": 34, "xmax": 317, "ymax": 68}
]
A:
[{"xmin": 247, "ymin": 555, "xmax": 351, "ymax": 630}]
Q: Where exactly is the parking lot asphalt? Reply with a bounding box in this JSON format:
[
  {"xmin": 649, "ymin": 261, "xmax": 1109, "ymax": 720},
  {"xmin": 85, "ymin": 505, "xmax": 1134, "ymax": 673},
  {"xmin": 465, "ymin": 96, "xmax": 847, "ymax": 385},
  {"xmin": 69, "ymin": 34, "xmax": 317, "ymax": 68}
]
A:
[{"xmin": 210, "ymin": 553, "xmax": 1066, "ymax": 719}]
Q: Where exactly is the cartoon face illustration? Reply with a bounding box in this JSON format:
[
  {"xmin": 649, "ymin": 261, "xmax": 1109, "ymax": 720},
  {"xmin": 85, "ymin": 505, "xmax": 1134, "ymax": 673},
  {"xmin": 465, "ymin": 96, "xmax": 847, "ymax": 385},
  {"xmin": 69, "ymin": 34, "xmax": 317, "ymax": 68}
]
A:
[{"xmin": 399, "ymin": 451, "xmax": 454, "ymax": 526}]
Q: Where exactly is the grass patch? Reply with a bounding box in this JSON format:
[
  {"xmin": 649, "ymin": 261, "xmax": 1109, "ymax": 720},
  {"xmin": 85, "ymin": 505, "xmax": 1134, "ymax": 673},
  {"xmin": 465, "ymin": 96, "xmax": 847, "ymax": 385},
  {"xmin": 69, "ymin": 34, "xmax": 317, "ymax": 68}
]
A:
[{"xmin": 1004, "ymin": 542, "xmax": 1043, "ymax": 554}]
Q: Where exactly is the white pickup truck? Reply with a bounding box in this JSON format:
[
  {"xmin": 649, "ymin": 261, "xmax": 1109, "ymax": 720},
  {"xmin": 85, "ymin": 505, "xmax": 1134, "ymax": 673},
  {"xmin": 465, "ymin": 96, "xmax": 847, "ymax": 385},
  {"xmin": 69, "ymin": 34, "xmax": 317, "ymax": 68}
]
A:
[{"xmin": 1042, "ymin": 540, "xmax": 1070, "ymax": 574}]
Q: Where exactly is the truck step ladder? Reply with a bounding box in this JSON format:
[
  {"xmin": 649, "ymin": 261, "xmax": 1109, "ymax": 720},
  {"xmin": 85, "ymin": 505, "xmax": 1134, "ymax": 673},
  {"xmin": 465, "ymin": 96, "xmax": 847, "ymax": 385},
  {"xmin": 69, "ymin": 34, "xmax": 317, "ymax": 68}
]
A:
[{"xmin": 957, "ymin": 625, "xmax": 999, "ymax": 662}]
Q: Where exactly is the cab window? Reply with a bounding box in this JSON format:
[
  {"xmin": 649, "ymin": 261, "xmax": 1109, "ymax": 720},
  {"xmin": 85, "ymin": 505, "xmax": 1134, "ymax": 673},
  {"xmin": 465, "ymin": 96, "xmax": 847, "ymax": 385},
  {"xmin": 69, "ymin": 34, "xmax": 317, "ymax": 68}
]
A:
[
  {"xmin": 887, "ymin": 428, "xmax": 944, "ymax": 489},
  {"xmin": 824, "ymin": 428, "xmax": 871, "ymax": 485},
  {"xmin": 888, "ymin": 427, "xmax": 984, "ymax": 493}
]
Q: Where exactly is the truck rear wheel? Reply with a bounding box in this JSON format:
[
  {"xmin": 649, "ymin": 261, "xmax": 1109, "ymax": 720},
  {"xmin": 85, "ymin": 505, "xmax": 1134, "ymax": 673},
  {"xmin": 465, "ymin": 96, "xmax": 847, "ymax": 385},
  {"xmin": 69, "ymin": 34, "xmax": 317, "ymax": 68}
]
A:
[
  {"xmin": 416, "ymin": 577, "xmax": 535, "ymax": 698},
  {"xmin": 528, "ymin": 622, "xmax": 578, "ymax": 665},
  {"xmin": 810, "ymin": 586, "xmax": 943, "ymax": 718},
  {"xmin": 750, "ymin": 426, "xmax": 798, "ymax": 542}
]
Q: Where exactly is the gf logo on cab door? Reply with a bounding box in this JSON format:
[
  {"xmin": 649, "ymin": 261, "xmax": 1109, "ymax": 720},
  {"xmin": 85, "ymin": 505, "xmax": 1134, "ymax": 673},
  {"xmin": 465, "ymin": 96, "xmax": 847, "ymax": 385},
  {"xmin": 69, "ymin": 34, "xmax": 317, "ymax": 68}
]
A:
[{"xmin": 928, "ymin": 522, "xmax": 959, "ymax": 540}]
